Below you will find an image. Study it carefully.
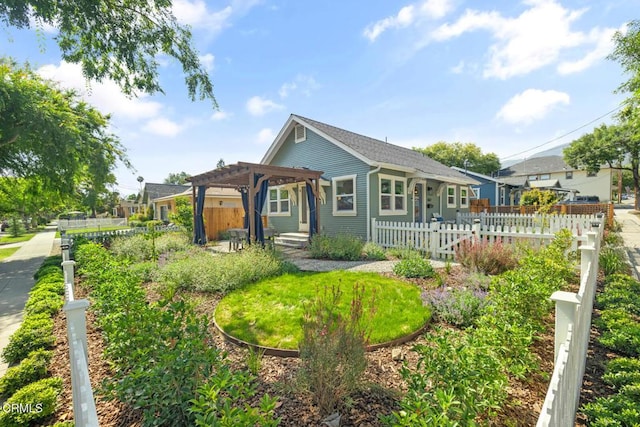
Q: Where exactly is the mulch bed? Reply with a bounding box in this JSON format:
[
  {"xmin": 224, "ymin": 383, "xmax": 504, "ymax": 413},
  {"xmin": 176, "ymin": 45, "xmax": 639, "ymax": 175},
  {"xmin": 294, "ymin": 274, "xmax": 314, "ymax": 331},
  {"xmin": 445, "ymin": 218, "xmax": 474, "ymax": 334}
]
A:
[{"xmin": 42, "ymin": 265, "xmax": 610, "ymax": 426}]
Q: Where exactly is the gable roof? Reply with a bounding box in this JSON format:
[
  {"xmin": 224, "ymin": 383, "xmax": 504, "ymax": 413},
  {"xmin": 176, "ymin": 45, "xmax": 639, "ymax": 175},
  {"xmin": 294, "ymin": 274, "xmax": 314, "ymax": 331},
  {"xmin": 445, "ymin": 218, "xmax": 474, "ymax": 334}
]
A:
[
  {"xmin": 499, "ymin": 155, "xmax": 571, "ymax": 176},
  {"xmin": 143, "ymin": 183, "xmax": 190, "ymax": 203},
  {"xmin": 451, "ymin": 166, "xmax": 505, "ymax": 184},
  {"xmin": 262, "ymin": 114, "xmax": 479, "ymax": 185}
]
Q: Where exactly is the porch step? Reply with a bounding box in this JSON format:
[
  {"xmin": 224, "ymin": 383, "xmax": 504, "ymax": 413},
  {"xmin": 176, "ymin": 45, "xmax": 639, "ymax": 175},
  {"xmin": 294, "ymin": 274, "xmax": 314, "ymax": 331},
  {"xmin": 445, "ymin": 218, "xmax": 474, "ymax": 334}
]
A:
[{"xmin": 275, "ymin": 232, "xmax": 309, "ymax": 249}]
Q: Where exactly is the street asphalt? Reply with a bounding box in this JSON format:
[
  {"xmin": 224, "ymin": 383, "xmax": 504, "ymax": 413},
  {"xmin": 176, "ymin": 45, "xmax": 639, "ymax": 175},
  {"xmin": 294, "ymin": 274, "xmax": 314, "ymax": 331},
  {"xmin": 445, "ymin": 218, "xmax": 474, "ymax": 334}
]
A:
[{"xmin": 0, "ymin": 227, "xmax": 56, "ymax": 377}]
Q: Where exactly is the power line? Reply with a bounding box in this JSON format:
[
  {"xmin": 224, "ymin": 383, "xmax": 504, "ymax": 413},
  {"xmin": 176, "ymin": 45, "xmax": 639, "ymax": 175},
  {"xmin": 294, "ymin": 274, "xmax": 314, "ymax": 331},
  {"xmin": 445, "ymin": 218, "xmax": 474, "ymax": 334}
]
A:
[{"xmin": 500, "ymin": 105, "xmax": 623, "ymax": 161}]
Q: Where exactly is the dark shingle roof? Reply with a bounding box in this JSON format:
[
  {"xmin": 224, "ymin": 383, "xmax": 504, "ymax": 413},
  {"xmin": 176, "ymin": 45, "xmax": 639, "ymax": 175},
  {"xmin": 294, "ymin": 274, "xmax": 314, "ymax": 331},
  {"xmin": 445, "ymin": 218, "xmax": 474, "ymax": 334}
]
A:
[
  {"xmin": 499, "ymin": 155, "xmax": 571, "ymax": 176},
  {"xmin": 293, "ymin": 115, "xmax": 473, "ymax": 182},
  {"xmin": 143, "ymin": 183, "xmax": 190, "ymax": 202}
]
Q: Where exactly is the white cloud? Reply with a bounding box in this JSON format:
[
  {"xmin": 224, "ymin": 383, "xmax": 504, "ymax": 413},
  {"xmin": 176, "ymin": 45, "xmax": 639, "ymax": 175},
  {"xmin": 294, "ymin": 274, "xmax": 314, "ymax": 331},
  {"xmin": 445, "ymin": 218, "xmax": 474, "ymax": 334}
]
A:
[
  {"xmin": 199, "ymin": 53, "xmax": 215, "ymax": 72},
  {"xmin": 557, "ymin": 26, "xmax": 620, "ymax": 75},
  {"xmin": 363, "ymin": 0, "xmax": 454, "ymax": 41},
  {"xmin": 246, "ymin": 96, "xmax": 284, "ymax": 116},
  {"xmin": 279, "ymin": 75, "xmax": 320, "ymax": 98},
  {"xmin": 496, "ymin": 89, "xmax": 570, "ymax": 125},
  {"xmin": 451, "ymin": 60, "xmax": 465, "ymax": 74},
  {"xmin": 143, "ymin": 118, "xmax": 183, "ymax": 137},
  {"xmin": 211, "ymin": 110, "xmax": 232, "ymax": 121},
  {"xmin": 430, "ymin": 0, "xmax": 615, "ymax": 79},
  {"xmin": 172, "ymin": 0, "xmax": 262, "ymax": 35},
  {"xmin": 37, "ymin": 61, "xmax": 163, "ymax": 120},
  {"xmin": 256, "ymin": 128, "xmax": 275, "ymax": 144}
]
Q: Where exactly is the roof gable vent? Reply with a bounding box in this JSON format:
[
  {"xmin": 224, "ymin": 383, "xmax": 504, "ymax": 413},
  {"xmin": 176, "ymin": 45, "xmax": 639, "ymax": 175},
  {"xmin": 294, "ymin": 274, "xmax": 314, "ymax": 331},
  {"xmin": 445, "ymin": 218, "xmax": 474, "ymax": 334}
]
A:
[{"xmin": 294, "ymin": 124, "xmax": 306, "ymax": 143}]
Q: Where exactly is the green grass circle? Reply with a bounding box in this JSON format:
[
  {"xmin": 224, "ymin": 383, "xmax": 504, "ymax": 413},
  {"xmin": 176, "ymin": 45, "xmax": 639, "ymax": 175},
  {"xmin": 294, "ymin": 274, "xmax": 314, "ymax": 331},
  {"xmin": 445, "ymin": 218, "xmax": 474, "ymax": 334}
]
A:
[{"xmin": 214, "ymin": 271, "xmax": 431, "ymax": 350}]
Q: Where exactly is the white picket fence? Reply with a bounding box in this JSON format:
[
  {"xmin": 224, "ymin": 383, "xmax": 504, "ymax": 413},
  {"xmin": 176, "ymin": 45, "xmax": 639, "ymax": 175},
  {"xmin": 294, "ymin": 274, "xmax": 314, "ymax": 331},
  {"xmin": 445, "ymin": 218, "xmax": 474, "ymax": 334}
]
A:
[
  {"xmin": 537, "ymin": 228, "xmax": 602, "ymax": 426},
  {"xmin": 61, "ymin": 243, "xmax": 99, "ymax": 427},
  {"xmin": 457, "ymin": 211, "xmax": 600, "ymax": 231},
  {"xmin": 58, "ymin": 217, "xmax": 127, "ymax": 230},
  {"xmin": 371, "ymin": 214, "xmax": 600, "ymax": 259}
]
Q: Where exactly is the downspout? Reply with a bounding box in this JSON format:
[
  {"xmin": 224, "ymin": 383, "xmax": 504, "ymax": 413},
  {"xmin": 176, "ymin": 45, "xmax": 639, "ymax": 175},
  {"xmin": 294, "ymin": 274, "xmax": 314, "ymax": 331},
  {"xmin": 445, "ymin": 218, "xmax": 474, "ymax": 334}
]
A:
[{"xmin": 366, "ymin": 165, "xmax": 382, "ymax": 241}]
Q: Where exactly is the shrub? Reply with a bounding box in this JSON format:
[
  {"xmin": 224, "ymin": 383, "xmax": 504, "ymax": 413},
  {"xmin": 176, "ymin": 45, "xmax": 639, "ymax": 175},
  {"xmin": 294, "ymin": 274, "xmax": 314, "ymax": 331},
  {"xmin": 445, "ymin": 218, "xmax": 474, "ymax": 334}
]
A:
[
  {"xmin": 1, "ymin": 313, "xmax": 55, "ymax": 364},
  {"xmin": 597, "ymin": 274, "xmax": 640, "ymax": 315},
  {"xmin": 599, "ymin": 247, "xmax": 630, "ymax": 276},
  {"xmin": 602, "ymin": 357, "xmax": 640, "ymax": 389},
  {"xmin": 582, "ymin": 384, "xmax": 640, "ymax": 426},
  {"xmin": 24, "ymin": 290, "xmax": 64, "ymax": 316},
  {"xmin": 298, "ymin": 283, "xmax": 373, "ymax": 416},
  {"xmin": 155, "ymin": 232, "xmax": 191, "ymax": 254},
  {"xmin": 32, "ymin": 279, "xmax": 65, "ymax": 296},
  {"xmin": 110, "ymin": 234, "xmax": 152, "ymax": 262},
  {"xmin": 0, "ymin": 377, "xmax": 62, "ymax": 427},
  {"xmin": 393, "ymin": 255, "xmax": 435, "ymax": 278},
  {"xmin": 454, "ymin": 237, "xmax": 518, "ymax": 275},
  {"xmin": 384, "ymin": 328, "xmax": 507, "ymax": 426},
  {"xmin": 155, "ymin": 246, "xmax": 288, "ymax": 294},
  {"xmin": 309, "ymin": 233, "xmax": 364, "ymax": 261},
  {"xmin": 596, "ymin": 309, "xmax": 640, "ymax": 357},
  {"xmin": 0, "ymin": 349, "xmax": 52, "ymax": 398},
  {"xmin": 33, "ymin": 265, "xmax": 62, "ymax": 280},
  {"xmin": 38, "ymin": 255, "xmax": 63, "ymax": 269},
  {"xmin": 422, "ymin": 286, "xmax": 489, "ymax": 328},
  {"xmin": 128, "ymin": 260, "xmax": 157, "ymax": 282},
  {"xmin": 362, "ymin": 242, "xmax": 387, "ymax": 260}
]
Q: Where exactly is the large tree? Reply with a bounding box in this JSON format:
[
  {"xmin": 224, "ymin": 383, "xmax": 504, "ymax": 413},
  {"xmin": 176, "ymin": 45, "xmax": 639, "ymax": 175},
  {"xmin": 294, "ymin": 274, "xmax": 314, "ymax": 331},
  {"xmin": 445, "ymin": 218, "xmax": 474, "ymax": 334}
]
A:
[
  {"xmin": 164, "ymin": 171, "xmax": 190, "ymax": 185},
  {"xmin": 0, "ymin": 59, "xmax": 128, "ymax": 202},
  {"xmin": 413, "ymin": 142, "xmax": 501, "ymax": 176},
  {"xmin": 0, "ymin": 0, "xmax": 216, "ymax": 105},
  {"xmin": 610, "ymin": 20, "xmax": 640, "ymax": 98}
]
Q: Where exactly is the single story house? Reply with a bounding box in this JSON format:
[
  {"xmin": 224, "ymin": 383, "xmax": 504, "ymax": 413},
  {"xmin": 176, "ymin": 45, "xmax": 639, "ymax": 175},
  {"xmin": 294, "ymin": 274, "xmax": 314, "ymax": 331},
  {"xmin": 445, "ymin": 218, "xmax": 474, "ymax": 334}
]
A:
[
  {"xmin": 152, "ymin": 187, "xmax": 242, "ymax": 221},
  {"xmin": 142, "ymin": 183, "xmax": 190, "ymax": 219},
  {"xmin": 450, "ymin": 166, "xmax": 516, "ymax": 207},
  {"xmin": 259, "ymin": 114, "xmax": 480, "ymax": 241}
]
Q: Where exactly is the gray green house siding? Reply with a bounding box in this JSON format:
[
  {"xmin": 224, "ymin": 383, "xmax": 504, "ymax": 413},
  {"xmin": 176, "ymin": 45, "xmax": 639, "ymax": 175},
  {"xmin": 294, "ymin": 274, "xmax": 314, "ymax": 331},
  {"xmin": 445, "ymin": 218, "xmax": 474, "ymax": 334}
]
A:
[{"xmin": 267, "ymin": 127, "xmax": 370, "ymax": 239}]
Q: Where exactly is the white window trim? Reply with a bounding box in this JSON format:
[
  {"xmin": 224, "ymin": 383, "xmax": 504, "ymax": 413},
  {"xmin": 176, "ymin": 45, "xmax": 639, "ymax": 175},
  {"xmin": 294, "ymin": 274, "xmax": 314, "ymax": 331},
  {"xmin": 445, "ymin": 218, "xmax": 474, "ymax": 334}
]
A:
[
  {"xmin": 294, "ymin": 125, "xmax": 306, "ymax": 143},
  {"xmin": 460, "ymin": 187, "xmax": 469, "ymax": 208},
  {"xmin": 332, "ymin": 174, "xmax": 357, "ymax": 216},
  {"xmin": 267, "ymin": 187, "xmax": 291, "ymax": 216},
  {"xmin": 378, "ymin": 174, "xmax": 407, "ymax": 216},
  {"xmin": 446, "ymin": 185, "xmax": 457, "ymax": 208}
]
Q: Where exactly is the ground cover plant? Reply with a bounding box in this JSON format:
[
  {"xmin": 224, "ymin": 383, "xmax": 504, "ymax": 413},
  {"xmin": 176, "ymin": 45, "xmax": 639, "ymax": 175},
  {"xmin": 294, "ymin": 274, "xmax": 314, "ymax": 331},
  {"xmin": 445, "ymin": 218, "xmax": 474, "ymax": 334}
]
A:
[
  {"xmin": 214, "ymin": 271, "xmax": 431, "ymax": 350},
  {"xmin": 308, "ymin": 233, "xmax": 364, "ymax": 260},
  {"xmin": 74, "ymin": 241, "xmax": 280, "ymax": 427}
]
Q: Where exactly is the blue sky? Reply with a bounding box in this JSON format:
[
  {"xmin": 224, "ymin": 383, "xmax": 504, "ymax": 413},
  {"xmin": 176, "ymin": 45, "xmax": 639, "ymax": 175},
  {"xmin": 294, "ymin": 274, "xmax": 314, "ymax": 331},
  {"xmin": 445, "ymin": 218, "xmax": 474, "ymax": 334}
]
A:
[{"xmin": 2, "ymin": 0, "xmax": 637, "ymax": 196}]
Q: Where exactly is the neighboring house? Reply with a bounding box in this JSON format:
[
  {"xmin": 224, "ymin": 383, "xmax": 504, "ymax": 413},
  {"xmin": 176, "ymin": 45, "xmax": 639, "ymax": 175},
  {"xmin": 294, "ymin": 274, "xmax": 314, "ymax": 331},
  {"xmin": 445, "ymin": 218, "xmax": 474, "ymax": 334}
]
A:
[
  {"xmin": 113, "ymin": 198, "xmax": 143, "ymax": 219},
  {"xmin": 260, "ymin": 114, "xmax": 480, "ymax": 241},
  {"xmin": 142, "ymin": 183, "xmax": 190, "ymax": 219},
  {"xmin": 152, "ymin": 187, "xmax": 242, "ymax": 221},
  {"xmin": 498, "ymin": 156, "xmax": 614, "ymax": 204},
  {"xmin": 450, "ymin": 166, "xmax": 518, "ymax": 207}
]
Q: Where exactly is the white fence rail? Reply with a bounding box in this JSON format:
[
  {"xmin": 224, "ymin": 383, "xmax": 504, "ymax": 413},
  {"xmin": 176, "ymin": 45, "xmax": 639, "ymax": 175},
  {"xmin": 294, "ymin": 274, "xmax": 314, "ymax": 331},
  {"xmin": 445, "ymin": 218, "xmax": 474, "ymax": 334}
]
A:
[
  {"xmin": 61, "ymin": 242, "xmax": 99, "ymax": 427},
  {"xmin": 58, "ymin": 217, "xmax": 128, "ymax": 230},
  {"xmin": 371, "ymin": 213, "xmax": 601, "ymax": 258},
  {"xmin": 537, "ymin": 229, "xmax": 601, "ymax": 426}
]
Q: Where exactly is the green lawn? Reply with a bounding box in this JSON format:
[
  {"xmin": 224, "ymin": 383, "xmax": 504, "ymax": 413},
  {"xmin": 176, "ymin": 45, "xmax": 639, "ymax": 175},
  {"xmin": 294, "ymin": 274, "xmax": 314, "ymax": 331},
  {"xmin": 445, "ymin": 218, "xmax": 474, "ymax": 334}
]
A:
[
  {"xmin": 215, "ymin": 271, "xmax": 431, "ymax": 350},
  {"xmin": 0, "ymin": 247, "xmax": 20, "ymax": 261},
  {"xmin": 0, "ymin": 233, "xmax": 36, "ymax": 245}
]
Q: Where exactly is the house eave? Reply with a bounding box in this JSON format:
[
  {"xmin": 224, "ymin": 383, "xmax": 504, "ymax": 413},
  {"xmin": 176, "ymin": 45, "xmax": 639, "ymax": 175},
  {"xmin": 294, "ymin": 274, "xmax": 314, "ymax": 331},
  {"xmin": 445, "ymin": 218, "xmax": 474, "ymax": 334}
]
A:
[{"xmin": 408, "ymin": 172, "xmax": 481, "ymax": 186}]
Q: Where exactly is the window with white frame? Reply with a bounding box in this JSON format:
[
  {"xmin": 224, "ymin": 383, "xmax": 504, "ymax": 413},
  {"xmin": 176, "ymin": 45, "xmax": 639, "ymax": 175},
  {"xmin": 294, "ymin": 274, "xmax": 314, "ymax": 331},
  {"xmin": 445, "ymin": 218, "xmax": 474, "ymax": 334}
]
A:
[
  {"xmin": 332, "ymin": 175, "xmax": 356, "ymax": 215},
  {"xmin": 379, "ymin": 175, "xmax": 406, "ymax": 215},
  {"xmin": 268, "ymin": 187, "xmax": 290, "ymax": 215},
  {"xmin": 460, "ymin": 188, "xmax": 469, "ymax": 208},
  {"xmin": 500, "ymin": 187, "xmax": 506, "ymax": 205},
  {"xmin": 446, "ymin": 185, "xmax": 456, "ymax": 208}
]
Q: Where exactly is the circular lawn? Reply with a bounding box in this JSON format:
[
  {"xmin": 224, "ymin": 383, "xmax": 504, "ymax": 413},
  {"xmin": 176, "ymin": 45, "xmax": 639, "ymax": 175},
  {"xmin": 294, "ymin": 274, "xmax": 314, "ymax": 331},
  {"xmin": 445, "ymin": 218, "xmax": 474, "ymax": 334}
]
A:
[{"xmin": 214, "ymin": 271, "xmax": 431, "ymax": 351}]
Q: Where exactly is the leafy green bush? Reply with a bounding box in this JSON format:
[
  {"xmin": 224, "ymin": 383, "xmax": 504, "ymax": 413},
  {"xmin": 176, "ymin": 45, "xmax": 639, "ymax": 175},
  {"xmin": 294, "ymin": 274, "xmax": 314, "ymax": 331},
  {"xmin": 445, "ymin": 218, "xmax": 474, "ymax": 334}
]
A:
[
  {"xmin": 0, "ymin": 349, "xmax": 52, "ymax": 398},
  {"xmin": 602, "ymin": 357, "xmax": 640, "ymax": 389},
  {"xmin": 128, "ymin": 260, "xmax": 157, "ymax": 282},
  {"xmin": 110, "ymin": 234, "xmax": 152, "ymax": 262},
  {"xmin": 454, "ymin": 236, "xmax": 519, "ymax": 275},
  {"xmin": 32, "ymin": 279, "xmax": 65, "ymax": 296},
  {"xmin": 38, "ymin": 255, "xmax": 63, "ymax": 269},
  {"xmin": 190, "ymin": 368, "xmax": 280, "ymax": 426},
  {"xmin": 393, "ymin": 255, "xmax": 435, "ymax": 278},
  {"xmin": 298, "ymin": 283, "xmax": 373, "ymax": 416},
  {"xmin": 24, "ymin": 289, "xmax": 64, "ymax": 316},
  {"xmin": 33, "ymin": 265, "xmax": 62, "ymax": 281},
  {"xmin": 597, "ymin": 274, "xmax": 640, "ymax": 315},
  {"xmin": 596, "ymin": 309, "xmax": 640, "ymax": 357},
  {"xmin": 155, "ymin": 246, "xmax": 289, "ymax": 293},
  {"xmin": 309, "ymin": 233, "xmax": 364, "ymax": 261},
  {"xmin": 0, "ymin": 377, "xmax": 62, "ymax": 427},
  {"xmin": 362, "ymin": 242, "xmax": 387, "ymax": 260},
  {"xmin": 582, "ymin": 384, "xmax": 640, "ymax": 426},
  {"xmin": 1, "ymin": 313, "xmax": 55, "ymax": 364},
  {"xmin": 155, "ymin": 232, "xmax": 191, "ymax": 254},
  {"xmin": 599, "ymin": 247, "xmax": 631, "ymax": 276},
  {"xmin": 384, "ymin": 328, "xmax": 507, "ymax": 426}
]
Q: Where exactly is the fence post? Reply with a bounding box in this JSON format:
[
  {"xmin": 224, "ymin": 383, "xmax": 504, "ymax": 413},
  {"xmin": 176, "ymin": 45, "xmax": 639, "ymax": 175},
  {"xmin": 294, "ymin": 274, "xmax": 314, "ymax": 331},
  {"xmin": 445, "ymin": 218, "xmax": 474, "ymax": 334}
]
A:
[
  {"xmin": 472, "ymin": 219, "xmax": 481, "ymax": 240},
  {"xmin": 371, "ymin": 218, "xmax": 377, "ymax": 244},
  {"xmin": 550, "ymin": 291, "xmax": 580, "ymax": 363},
  {"xmin": 429, "ymin": 220, "xmax": 439, "ymax": 258}
]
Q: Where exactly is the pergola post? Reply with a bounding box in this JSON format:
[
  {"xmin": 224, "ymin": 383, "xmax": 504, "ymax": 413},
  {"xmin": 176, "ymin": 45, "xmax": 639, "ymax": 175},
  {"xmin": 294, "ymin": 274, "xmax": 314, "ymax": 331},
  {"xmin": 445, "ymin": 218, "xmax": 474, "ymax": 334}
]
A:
[
  {"xmin": 191, "ymin": 185, "xmax": 197, "ymax": 242},
  {"xmin": 315, "ymin": 178, "xmax": 321, "ymax": 234},
  {"xmin": 248, "ymin": 169, "xmax": 256, "ymax": 243}
]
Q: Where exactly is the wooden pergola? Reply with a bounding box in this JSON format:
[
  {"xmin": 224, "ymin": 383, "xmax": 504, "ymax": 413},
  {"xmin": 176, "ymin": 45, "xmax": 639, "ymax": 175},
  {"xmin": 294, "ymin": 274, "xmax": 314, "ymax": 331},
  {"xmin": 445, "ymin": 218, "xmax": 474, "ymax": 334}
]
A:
[{"xmin": 187, "ymin": 162, "xmax": 324, "ymax": 244}]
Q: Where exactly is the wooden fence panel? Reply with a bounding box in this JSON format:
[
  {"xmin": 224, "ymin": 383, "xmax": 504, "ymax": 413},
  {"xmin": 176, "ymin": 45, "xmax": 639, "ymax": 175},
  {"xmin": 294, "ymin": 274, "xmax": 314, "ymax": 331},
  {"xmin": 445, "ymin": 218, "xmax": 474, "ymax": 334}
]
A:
[{"xmin": 203, "ymin": 207, "xmax": 267, "ymax": 241}]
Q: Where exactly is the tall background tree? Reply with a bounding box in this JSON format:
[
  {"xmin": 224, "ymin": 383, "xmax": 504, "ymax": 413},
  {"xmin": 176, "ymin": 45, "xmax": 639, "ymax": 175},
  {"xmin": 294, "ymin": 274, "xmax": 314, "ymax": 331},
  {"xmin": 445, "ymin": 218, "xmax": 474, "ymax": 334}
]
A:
[
  {"xmin": 413, "ymin": 142, "xmax": 501, "ymax": 176},
  {"xmin": 0, "ymin": 0, "xmax": 216, "ymax": 106},
  {"xmin": 564, "ymin": 20, "xmax": 640, "ymax": 209},
  {"xmin": 164, "ymin": 171, "xmax": 191, "ymax": 185},
  {"xmin": 0, "ymin": 59, "xmax": 128, "ymax": 215}
]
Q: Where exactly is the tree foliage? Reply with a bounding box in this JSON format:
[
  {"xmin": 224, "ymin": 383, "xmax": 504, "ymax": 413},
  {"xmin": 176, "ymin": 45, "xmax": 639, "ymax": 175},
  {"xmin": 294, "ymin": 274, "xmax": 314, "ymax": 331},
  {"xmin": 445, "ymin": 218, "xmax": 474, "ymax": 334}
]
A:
[
  {"xmin": 0, "ymin": 59, "xmax": 128, "ymax": 210},
  {"xmin": 413, "ymin": 142, "xmax": 501, "ymax": 176},
  {"xmin": 609, "ymin": 20, "xmax": 640, "ymax": 98},
  {"xmin": 164, "ymin": 171, "xmax": 190, "ymax": 185},
  {"xmin": 0, "ymin": 0, "xmax": 216, "ymax": 105}
]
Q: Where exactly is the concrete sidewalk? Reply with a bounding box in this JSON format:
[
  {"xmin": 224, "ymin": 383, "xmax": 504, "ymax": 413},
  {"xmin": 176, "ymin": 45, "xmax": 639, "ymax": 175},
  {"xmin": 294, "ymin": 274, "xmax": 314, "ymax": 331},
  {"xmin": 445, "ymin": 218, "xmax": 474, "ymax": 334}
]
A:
[
  {"xmin": 614, "ymin": 208, "xmax": 640, "ymax": 280},
  {"xmin": 0, "ymin": 228, "xmax": 56, "ymax": 377}
]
